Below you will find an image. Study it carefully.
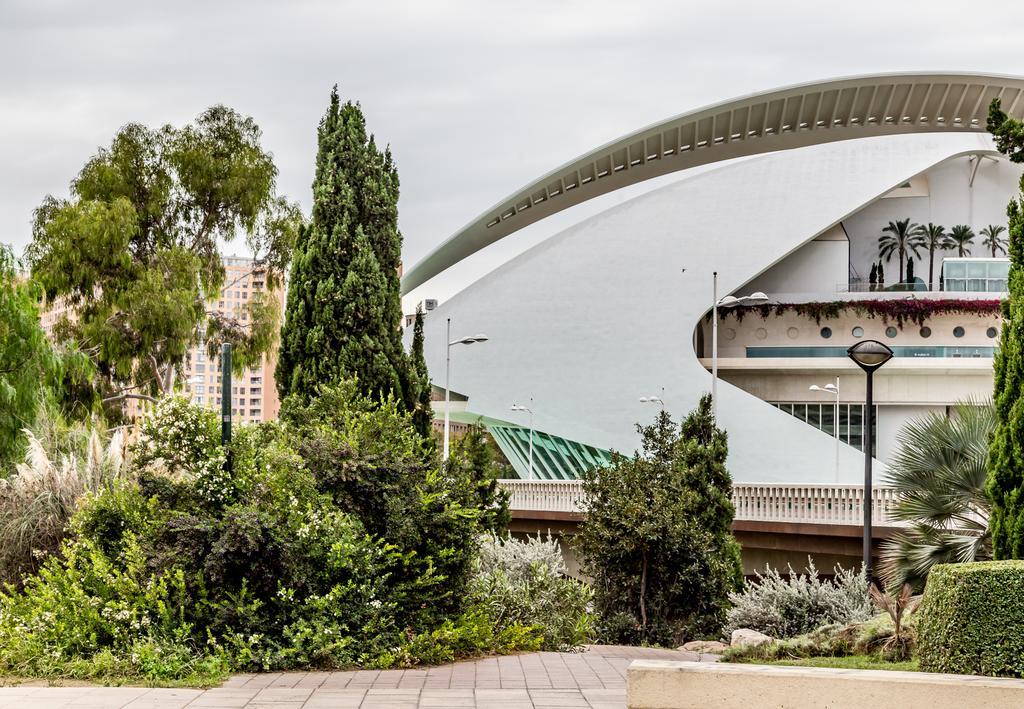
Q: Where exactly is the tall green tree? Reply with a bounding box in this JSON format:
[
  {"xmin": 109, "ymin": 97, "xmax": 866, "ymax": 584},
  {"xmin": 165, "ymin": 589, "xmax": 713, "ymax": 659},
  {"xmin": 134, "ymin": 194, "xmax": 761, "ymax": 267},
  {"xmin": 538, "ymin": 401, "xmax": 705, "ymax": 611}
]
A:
[
  {"xmin": 945, "ymin": 224, "xmax": 976, "ymax": 257},
  {"xmin": 578, "ymin": 395, "xmax": 742, "ymax": 646},
  {"xmin": 26, "ymin": 107, "xmax": 299, "ymax": 405},
  {"xmin": 277, "ymin": 87, "xmax": 412, "ymax": 407},
  {"xmin": 982, "ymin": 224, "xmax": 1008, "ymax": 257},
  {"xmin": 409, "ymin": 307, "xmax": 433, "ymax": 440},
  {"xmin": 987, "ymin": 98, "xmax": 1024, "ymax": 559},
  {"xmin": 917, "ymin": 223, "xmax": 947, "ymax": 290},
  {"xmin": 878, "ymin": 218, "xmax": 925, "ymax": 283}
]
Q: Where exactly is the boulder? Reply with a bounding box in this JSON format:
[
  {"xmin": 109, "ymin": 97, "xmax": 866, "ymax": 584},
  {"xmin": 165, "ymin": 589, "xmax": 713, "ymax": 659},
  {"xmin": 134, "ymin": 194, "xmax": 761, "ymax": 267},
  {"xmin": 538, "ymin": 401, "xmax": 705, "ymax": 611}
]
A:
[
  {"xmin": 730, "ymin": 629, "xmax": 773, "ymax": 647},
  {"xmin": 680, "ymin": 640, "xmax": 728, "ymax": 653}
]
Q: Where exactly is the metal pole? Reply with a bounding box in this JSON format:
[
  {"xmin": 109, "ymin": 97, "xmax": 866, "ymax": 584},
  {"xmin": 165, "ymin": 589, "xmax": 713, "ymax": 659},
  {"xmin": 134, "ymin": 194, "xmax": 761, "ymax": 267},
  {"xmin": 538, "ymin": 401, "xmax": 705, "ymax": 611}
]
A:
[
  {"xmin": 220, "ymin": 343, "xmax": 232, "ymax": 472},
  {"xmin": 528, "ymin": 401, "xmax": 534, "ymax": 480},
  {"xmin": 863, "ymin": 370, "xmax": 874, "ymax": 582},
  {"xmin": 444, "ymin": 318, "xmax": 451, "ymax": 461},
  {"xmin": 834, "ymin": 377, "xmax": 840, "ymax": 484},
  {"xmin": 711, "ymin": 271, "xmax": 718, "ymax": 419}
]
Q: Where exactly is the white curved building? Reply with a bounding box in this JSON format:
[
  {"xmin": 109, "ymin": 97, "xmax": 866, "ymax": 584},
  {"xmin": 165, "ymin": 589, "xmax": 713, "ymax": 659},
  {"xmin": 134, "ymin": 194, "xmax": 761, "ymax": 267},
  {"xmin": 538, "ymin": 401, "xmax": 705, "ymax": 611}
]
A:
[{"xmin": 403, "ymin": 73, "xmax": 1024, "ymax": 484}]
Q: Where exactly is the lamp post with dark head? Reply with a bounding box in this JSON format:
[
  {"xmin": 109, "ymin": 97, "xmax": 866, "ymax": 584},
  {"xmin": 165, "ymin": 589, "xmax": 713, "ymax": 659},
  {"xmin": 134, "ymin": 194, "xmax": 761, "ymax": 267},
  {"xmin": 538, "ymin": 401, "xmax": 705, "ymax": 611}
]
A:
[{"xmin": 846, "ymin": 339, "xmax": 894, "ymax": 583}]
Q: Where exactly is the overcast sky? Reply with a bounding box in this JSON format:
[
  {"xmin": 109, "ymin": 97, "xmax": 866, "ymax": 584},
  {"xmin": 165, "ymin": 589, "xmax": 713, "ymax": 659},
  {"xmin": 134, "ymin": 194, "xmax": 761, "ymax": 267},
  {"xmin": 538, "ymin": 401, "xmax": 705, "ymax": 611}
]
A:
[{"xmin": 4, "ymin": 1, "xmax": 1024, "ymax": 308}]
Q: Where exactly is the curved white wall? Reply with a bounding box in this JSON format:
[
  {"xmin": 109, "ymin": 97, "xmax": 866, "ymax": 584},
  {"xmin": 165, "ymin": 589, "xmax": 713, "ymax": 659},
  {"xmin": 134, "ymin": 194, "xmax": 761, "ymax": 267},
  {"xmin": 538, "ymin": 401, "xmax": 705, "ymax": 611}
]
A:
[{"xmin": 417, "ymin": 132, "xmax": 1003, "ymax": 483}]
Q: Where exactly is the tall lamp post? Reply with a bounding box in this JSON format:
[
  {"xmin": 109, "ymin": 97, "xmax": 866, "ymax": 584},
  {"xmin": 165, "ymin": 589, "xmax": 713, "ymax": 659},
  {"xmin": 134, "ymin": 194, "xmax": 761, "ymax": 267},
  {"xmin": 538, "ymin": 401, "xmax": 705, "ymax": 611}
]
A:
[
  {"xmin": 846, "ymin": 340, "xmax": 893, "ymax": 583},
  {"xmin": 510, "ymin": 400, "xmax": 534, "ymax": 480},
  {"xmin": 711, "ymin": 271, "xmax": 769, "ymax": 418},
  {"xmin": 443, "ymin": 318, "xmax": 489, "ymax": 461},
  {"xmin": 809, "ymin": 378, "xmax": 841, "ymax": 483}
]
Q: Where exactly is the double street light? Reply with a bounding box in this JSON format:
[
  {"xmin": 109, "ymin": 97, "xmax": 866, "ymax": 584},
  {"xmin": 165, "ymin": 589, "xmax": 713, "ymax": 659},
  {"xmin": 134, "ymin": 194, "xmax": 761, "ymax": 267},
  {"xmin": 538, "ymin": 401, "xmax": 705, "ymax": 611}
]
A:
[
  {"xmin": 711, "ymin": 271, "xmax": 769, "ymax": 418},
  {"xmin": 510, "ymin": 400, "xmax": 535, "ymax": 480},
  {"xmin": 847, "ymin": 340, "xmax": 894, "ymax": 582},
  {"xmin": 443, "ymin": 318, "xmax": 489, "ymax": 461}
]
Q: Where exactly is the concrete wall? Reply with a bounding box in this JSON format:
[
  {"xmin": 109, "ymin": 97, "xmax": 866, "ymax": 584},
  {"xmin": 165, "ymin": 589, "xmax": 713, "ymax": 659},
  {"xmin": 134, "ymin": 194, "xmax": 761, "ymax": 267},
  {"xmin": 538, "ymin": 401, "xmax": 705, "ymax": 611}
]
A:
[{"xmin": 745, "ymin": 227, "xmax": 849, "ymax": 296}]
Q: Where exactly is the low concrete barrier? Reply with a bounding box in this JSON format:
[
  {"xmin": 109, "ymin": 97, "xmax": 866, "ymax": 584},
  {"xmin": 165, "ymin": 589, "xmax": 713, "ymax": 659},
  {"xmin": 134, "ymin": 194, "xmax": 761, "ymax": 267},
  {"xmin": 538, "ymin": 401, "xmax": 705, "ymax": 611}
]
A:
[{"xmin": 627, "ymin": 660, "xmax": 1024, "ymax": 709}]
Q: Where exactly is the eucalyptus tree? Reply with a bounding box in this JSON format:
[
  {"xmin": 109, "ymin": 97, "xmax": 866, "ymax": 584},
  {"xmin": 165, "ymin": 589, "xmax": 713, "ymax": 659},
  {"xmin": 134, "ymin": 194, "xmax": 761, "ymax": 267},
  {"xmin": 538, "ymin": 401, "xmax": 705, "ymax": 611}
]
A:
[
  {"xmin": 916, "ymin": 222, "xmax": 947, "ymax": 290},
  {"xmin": 27, "ymin": 106, "xmax": 301, "ymax": 405},
  {"xmin": 981, "ymin": 224, "xmax": 1008, "ymax": 257},
  {"xmin": 878, "ymin": 218, "xmax": 925, "ymax": 283},
  {"xmin": 879, "ymin": 401, "xmax": 993, "ymax": 590},
  {"xmin": 945, "ymin": 224, "xmax": 976, "ymax": 257}
]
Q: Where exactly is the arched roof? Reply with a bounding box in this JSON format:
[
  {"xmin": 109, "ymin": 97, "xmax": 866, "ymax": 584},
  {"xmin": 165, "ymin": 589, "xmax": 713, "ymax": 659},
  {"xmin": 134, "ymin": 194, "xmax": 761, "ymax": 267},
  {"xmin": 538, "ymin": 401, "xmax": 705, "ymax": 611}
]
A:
[{"xmin": 401, "ymin": 72, "xmax": 1024, "ymax": 294}]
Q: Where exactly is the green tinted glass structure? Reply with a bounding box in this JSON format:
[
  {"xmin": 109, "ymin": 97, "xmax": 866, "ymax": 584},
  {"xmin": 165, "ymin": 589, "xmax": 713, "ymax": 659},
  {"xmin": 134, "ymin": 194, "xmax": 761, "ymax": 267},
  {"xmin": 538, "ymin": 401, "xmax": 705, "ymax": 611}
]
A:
[{"xmin": 488, "ymin": 425, "xmax": 612, "ymax": 480}]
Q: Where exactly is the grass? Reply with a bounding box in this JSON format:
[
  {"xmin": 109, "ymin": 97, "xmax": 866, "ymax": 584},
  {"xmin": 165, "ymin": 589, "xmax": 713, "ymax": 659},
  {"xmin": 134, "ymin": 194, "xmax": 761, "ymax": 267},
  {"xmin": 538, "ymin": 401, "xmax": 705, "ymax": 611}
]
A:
[{"xmin": 753, "ymin": 655, "xmax": 919, "ymax": 672}]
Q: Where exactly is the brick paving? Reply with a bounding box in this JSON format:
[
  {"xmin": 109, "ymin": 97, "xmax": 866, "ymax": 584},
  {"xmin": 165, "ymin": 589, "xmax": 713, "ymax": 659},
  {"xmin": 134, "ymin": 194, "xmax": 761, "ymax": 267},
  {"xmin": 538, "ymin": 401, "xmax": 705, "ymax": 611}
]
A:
[{"xmin": 0, "ymin": 646, "xmax": 715, "ymax": 708}]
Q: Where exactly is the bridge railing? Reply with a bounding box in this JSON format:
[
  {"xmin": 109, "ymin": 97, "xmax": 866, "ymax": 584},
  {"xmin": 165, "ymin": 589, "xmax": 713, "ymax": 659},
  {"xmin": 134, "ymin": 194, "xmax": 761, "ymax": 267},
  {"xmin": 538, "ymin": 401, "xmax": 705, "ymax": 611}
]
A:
[{"xmin": 500, "ymin": 479, "xmax": 904, "ymax": 526}]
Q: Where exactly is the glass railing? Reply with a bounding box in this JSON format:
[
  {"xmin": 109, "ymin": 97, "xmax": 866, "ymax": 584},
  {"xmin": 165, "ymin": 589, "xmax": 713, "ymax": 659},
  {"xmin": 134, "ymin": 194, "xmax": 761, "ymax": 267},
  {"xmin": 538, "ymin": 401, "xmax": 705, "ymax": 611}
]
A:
[{"xmin": 746, "ymin": 346, "xmax": 995, "ymax": 358}]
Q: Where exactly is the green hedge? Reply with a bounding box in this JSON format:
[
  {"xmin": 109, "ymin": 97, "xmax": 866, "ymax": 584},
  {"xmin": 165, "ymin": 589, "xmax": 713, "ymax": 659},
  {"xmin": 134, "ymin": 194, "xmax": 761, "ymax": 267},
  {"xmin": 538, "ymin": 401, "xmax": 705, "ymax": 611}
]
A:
[{"xmin": 917, "ymin": 560, "xmax": 1024, "ymax": 676}]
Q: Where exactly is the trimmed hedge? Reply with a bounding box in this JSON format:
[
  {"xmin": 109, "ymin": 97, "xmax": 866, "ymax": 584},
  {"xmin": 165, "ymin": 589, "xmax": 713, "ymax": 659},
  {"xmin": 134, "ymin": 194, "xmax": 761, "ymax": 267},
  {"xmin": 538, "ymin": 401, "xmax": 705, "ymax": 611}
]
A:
[{"xmin": 917, "ymin": 560, "xmax": 1024, "ymax": 676}]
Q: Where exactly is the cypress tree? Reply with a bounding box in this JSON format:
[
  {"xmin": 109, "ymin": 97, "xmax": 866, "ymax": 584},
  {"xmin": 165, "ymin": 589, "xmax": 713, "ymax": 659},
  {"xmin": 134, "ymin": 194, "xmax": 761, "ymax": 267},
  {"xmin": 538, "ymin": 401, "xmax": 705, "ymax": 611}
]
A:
[
  {"xmin": 409, "ymin": 307, "xmax": 434, "ymax": 440},
  {"xmin": 987, "ymin": 98, "xmax": 1024, "ymax": 558},
  {"xmin": 869, "ymin": 262, "xmax": 878, "ymax": 290},
  {"xmin": 278, "ymin": 86, "xmax": 412, "ymax": 406},
  {"xmin": 878, "ymin": 260, "xmax": 885, "ymax": 287}
]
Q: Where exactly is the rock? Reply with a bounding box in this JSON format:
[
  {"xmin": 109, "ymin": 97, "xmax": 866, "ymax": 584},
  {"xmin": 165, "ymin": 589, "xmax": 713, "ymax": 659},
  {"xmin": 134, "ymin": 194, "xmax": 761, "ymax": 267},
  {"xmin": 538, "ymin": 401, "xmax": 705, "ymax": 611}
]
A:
[
  {"xmin": 730, "ymin": 629, "xmax": 773, "ymax": 647},
  {"xmin": 680, "ymin": 640, "xmax": 728, "ymax": 653}
]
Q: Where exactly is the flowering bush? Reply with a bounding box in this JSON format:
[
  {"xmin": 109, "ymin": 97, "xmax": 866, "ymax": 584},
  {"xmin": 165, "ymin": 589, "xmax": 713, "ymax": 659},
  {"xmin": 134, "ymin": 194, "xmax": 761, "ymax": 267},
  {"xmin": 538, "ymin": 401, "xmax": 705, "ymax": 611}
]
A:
[
  {"xmin": 725, "ymin": 298, "xmax": 1001, "ymax": 329},
  {"xmin": 725, "ymin": 561, "xmax": 872, "ymax": 638}
]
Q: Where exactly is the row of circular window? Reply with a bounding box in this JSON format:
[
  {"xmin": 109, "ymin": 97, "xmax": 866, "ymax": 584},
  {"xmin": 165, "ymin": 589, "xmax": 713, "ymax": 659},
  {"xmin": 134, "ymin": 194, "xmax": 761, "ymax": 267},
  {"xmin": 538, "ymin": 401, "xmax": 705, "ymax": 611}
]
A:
[{"xmin": 821, "ymin": 325, "xmax": 999, "ymax": 339}]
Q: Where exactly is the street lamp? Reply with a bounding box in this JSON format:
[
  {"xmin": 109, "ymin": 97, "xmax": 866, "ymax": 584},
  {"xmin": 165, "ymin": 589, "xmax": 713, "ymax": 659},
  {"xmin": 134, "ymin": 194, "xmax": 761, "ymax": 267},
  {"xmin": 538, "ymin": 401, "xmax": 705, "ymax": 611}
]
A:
[
  {"xmin": 510, "ymin": 400, "xmax": 535, "ymax": 480},
  {"xmin": 847, "ymin": 339, "xmax": 894, "ymax": 582},
  {"xmin": 809, "ymin": 378, "xmax": 840, "ymax": 483},
  {"xmin": 639, "ymin": 387, "xmax": 666, "ymax": 410},
  {"xmin": 712, "ymin": 271, "xmax": 769, "ymax": 418},
  {"xmin": 443, "ymin": 318, "xmax": 488, "ymax": 461}
]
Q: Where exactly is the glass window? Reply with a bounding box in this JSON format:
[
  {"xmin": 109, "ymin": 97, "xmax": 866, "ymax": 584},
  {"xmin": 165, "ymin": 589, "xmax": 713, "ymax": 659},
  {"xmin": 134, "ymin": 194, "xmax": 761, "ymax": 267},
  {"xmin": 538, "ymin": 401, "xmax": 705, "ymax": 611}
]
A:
[
  {"xmin": 852, "ymin": 326, "xmax": 864, "ymax": 338},
  {"xmin": 885, "ymin": 326, "xmax": 898, "ymax": 338},
  {"xmin": 967, "ymin": 262, "xmax": 988, "ymax": 278},
  {"xmin": 820, "ymin": 327, "xmax": 832, "ymax": 339},
  {"xmin": 953, "ymin": 326, "xmax": 965, "ymax": 338},
  {"xmin": 987, "ymin": 327, "xmax": 999, "ymax": 338},
  {"xmin": 944, "ymin": 261, "xmax": 966, "ymax": 278},
  {"xmin": 920, "ymin": 326, "xmax": 932, "ymax": 338}
]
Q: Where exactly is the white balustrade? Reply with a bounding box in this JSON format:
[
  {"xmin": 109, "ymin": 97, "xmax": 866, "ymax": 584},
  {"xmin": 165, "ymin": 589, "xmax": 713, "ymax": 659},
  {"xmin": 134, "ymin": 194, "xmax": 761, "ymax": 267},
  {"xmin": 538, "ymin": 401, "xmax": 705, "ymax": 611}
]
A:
[{"xmin": 499, "ymin": 480, "xmax": 904, "ymax": 526}]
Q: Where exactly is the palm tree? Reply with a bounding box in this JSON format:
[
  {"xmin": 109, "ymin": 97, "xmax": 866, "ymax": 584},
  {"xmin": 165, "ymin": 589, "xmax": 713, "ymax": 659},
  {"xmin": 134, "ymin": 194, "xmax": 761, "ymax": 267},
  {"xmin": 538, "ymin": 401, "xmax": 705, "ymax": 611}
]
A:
[
  {"xmin": 878, "ymin": 218, "xmax": 925, "ymax": 283},
  {"xmin": 981, "ymin": 224, "xmax": 1008, "ymax": 257},
  {"xmin": 915, "ymin": 223, "xmax": 946, "ymax": 290},
  {"xmin": 945, "ymin": 224, "xmax": 975, "ymax": 257},
  {"xmin": 878, "ymin": 401, "xmax": 993, "ymax": 591}
]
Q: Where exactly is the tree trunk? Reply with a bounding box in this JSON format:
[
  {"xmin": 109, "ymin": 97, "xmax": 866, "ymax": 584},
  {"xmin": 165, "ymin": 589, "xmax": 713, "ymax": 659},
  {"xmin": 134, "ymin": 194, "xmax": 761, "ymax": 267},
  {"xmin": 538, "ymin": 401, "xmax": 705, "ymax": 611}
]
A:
[
  {"xmin": 929, "ymin": 250, "xmax": 935, "ymax": 291},
  {"xmin": 898, "ymin": 246, "xmax": 905, "ymax": 282}
]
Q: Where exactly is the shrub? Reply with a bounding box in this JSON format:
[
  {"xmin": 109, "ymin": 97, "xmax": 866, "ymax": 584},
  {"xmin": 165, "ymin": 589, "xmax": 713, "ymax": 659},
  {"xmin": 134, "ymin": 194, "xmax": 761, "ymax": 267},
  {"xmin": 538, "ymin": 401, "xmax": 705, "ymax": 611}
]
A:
[
  {"xmin": 469, "ymin": 534, "xmax": 594, "ymax": 650},
  {"xmin": 918, "ymin": 560, "xmax": 1024, "ymax": 676},
  {"xmin": 725, "ymin": 561, "xmax": 872, "ymax": 638}
]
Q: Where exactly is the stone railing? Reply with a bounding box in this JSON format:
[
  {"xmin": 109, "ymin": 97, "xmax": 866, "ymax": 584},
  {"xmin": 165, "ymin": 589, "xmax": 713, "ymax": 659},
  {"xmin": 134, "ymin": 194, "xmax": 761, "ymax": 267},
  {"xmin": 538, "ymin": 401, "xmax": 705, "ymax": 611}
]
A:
[{"xmin": 500, "ymin": 479, "xmax": 903, "ymax": 526}]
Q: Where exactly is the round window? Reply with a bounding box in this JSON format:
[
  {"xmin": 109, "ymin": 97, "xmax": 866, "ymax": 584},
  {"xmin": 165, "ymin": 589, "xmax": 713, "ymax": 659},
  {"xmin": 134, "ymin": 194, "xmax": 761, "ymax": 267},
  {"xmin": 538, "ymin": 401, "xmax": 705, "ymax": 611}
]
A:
[
  {"xmin": 722, "ymin": 327, "xmax": 736, "ymax": 341},
  {"xmin": 852, "ymin": 326, "xmax": 864, "ymax": 338},
  {"xmin": 820, "ymin": 327, "xmax": 833, "ymax": 339},
  {"xmin": 755, "ymin": 328, "xmax": 768, "ymax": 340},
  {"xmin": 953, "ymin": 326, "xmax": 965, "ymax": 338},
  {"xmin": 787, "ymin": 327, "xmax": 799, "ymax": 340},
  {"xmin": 920, "ymin": 326, "xmax": 932, "ymax": 338},
  {"xmin": 885, "ymin": 326, "xmax": 898, "ymax": 338},
  {"xmin": 987, "ymin": 327, "xmax": 999, "ymax": 339}
]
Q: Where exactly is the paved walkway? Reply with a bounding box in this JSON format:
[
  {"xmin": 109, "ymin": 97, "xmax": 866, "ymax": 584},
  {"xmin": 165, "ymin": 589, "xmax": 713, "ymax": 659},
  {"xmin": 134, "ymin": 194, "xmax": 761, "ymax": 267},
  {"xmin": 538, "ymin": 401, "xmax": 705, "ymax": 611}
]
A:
[{"xmin": 0, "ymin": 646, "xmax": 715, "ymax": 708}]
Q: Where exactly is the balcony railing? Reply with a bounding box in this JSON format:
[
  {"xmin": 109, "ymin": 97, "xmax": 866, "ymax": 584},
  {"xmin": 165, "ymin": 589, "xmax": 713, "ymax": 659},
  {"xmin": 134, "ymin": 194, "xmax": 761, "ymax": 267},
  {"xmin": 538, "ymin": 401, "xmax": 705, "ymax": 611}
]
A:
[{"xmin": 501, "ymin": 480, "xmax": 904, "ymax": 527}]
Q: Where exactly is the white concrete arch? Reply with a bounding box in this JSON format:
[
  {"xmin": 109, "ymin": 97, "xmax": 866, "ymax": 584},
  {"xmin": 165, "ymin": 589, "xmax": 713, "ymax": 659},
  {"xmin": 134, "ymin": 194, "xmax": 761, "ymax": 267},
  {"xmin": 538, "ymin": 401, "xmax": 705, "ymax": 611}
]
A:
[{"xmin": 402, "ymin": 73, "xmax": 1024, "ymax": 294}]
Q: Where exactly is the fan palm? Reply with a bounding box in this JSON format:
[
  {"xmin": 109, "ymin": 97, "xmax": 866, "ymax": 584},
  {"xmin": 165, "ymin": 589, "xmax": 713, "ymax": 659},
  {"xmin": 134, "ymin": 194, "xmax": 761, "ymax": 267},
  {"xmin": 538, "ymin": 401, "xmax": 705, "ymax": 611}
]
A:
[
  {"xmin": 879, "ymin": 401, "xmax": 993, "ymax": 591},
  {"xmin": 915, "ymin": 222, "xmax": 946, "ymax": 290},
  {"xmin": 981, "ymin": 224, "xmax": 1008, "ymax": 257},
  {"xmin": 878, "ymin": 218, "xmax": 925, "ymax": 283},
  {"xmin": 945, "ymin": 224, "xmax": 975, "ymax": 257}
]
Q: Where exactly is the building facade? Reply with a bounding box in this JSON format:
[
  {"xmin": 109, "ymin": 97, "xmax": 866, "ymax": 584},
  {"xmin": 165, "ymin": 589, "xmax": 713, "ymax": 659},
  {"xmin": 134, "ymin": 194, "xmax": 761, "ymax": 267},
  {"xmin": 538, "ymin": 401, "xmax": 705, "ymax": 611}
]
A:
[{"xmin": 402, "ymin": 73, "xmax": 1024, "ymax": 483}]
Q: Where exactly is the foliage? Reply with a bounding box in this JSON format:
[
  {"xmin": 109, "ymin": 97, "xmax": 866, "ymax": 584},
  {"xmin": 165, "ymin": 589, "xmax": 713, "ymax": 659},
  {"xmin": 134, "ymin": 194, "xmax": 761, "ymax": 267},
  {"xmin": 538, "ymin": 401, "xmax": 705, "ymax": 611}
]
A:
[
  {"xmin": 0, "ymin": 420, "xmax": 132, "ymax": 587},
  {"xmin": 277, "ymin": 87, "xmax": 414, "ymax": 410},
  {"xmin": 982, "ymin": 224, "xmax": 1008, "ymax": 257},
  {"xmin": 409, "ymin": 308, "xmax": 433, "ymax": 441},
  {"xmin": 0, "ymin": 385, "xmax": 529, "ymax": 683},
  {"xmin": 26, "ymin": 106, "xmax": 300, "ymax": 402},
  {"xmin": 578, "ymin": 396, "xmax": 743, "ymax": 646},
  {"xmin": 468, "ymin": 534, "xmax": 594, "ymax": 651},
  {"xmin": 726, "ymin": 297, "xmax": 1000, "ymax": 329},
  {"xmin": 725, "ymin": 561, "xmax": 872, "ymax": 639},
  {"xmin": 945, "ymin": 224, "xmax": 976, "ymax": 257},
  {"xmin": 868, "ymin": 583, "xmax": 918, "ymax": 661},
  {"xmin": 879, "ymin": 402, "xmax": 993, "ymax": 590},
  {"xmin": 917, "ymin": 560, "xmax": 1024, "ymax": 676},
  {"xmin": 916, "ymin": 222, "xmax": 947, "ymax": 290},
  {"xmin": 987, "ymin": 98, "xmax": 1024, "ymax": 560},
  {"xmin": 878, "ymin": 218, "xmax": 924, "ymax": 283}
]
